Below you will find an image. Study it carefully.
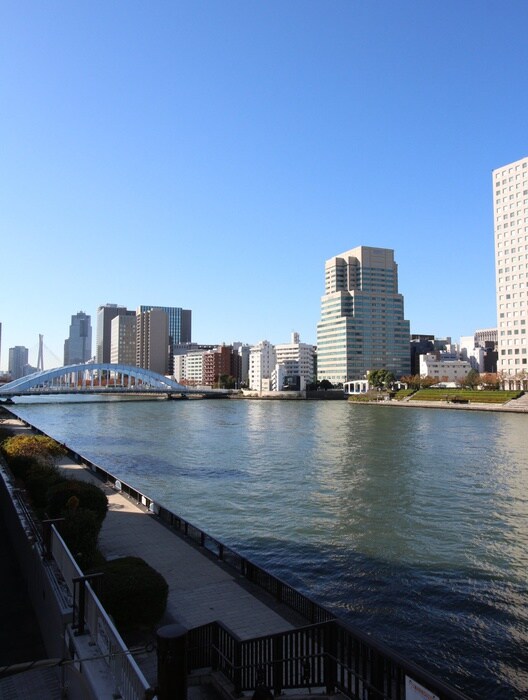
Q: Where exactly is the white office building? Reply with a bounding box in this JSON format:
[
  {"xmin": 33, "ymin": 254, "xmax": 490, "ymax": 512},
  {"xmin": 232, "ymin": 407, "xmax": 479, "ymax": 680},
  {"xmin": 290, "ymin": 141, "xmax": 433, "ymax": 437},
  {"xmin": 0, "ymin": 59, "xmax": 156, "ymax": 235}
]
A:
[
  {"xmin": 173, "ymin": 351, "xmax": 206, "ymax": 386},
  {"xmin": 248, "ymin": 340, "xmax": 276, "ymax": 392},
  {"xmin": 493, "ymin": 156, "xmax": 528, "ymax": 387},
  {"xmin": 419, "ymin": 354, "xmax": 472, "ymax": 382},
  {"xmin": 459, "ymin": 335, "xmax": 486, "ymax": 372},
  {"xmin": 274, "ymin": 332, "xmax": 315, "ymax": 386}
]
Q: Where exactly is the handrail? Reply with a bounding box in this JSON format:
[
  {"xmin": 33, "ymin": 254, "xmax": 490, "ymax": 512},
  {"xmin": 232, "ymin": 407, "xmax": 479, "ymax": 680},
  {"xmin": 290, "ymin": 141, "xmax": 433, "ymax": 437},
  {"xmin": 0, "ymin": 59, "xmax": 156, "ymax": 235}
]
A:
[
  {"xmin": 51, "ymin": 526, "xmax": 152, "ymax": 700},
  {"xmin": 187, "ymin": 619, "xmax": 471, "ymax": 700}
]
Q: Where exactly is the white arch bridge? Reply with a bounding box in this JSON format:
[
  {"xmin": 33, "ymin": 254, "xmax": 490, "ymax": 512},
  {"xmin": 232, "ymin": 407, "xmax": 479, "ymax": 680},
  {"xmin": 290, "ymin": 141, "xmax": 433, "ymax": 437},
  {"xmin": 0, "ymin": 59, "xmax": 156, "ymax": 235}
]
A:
[{"xmin": 0, "ymin": 364, "xmax": 227, "ymax": 398}]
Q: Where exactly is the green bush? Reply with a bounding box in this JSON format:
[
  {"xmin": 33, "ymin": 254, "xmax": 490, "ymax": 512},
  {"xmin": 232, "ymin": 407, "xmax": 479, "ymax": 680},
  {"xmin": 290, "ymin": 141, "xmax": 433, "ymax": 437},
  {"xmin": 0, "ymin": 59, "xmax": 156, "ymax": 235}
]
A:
[
  {"xmin": 60, "ymin": 507, "xmax": 103, "ymax": 569},
  {"xmin": 97, "ymin": 557, "xmax": 169, "ymax": 631},
  {"xmin": 24, "ymin": 463, "xmax": 62, "ymax": 509},
  {"xmin": 1, "ymin": 434, "xmax": 66, "ymax": 462},
  {"xmin": 46, "ymin": 479, "xmax": 108, "ymax": 525},
  {"xmin": 5, "ymin": 454, "xmax": 46, "ymax": 480}
]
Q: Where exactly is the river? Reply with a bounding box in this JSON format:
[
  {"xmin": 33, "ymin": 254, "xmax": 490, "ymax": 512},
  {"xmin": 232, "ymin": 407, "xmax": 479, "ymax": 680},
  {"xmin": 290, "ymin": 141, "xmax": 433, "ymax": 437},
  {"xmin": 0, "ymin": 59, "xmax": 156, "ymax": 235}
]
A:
[{"xmin": 8, "ymin": 398, "xmax": 528, "ymax": 699}]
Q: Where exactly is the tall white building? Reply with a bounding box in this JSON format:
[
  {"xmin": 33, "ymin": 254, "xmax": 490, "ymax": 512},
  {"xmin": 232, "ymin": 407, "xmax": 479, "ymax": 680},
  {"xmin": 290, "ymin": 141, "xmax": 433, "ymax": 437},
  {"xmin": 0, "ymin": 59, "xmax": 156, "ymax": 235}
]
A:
[
  {"xmin": 317, "ymin": 246, "xmax": 410, "ymax": 383},
  {"xmin": 493, "ymin": 156, "xmax": 528, "ymax": 385},
  {"xmin": 248, "ymin": 340, "xmax": 276, "ymax": 391}
]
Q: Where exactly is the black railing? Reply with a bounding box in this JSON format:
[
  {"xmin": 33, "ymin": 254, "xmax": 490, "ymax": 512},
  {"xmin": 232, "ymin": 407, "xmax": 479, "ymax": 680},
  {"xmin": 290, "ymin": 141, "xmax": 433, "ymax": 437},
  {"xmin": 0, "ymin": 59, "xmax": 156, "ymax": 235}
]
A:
[{"xmin": 187, "ymin": 619, "xmax": 471, "ymax": 700}]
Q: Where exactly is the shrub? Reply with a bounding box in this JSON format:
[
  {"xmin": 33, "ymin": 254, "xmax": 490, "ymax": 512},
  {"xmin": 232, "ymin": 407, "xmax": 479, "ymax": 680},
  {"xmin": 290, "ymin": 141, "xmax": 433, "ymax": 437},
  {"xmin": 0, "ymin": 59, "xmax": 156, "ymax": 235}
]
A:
[
  {"xmin": 5, "ymin": 454, "xmax": 46, "ymax": 480},
  {"xmin": 1, "ymin": 434, "xmax": 66, "ymax": 463},
  {"xmin": 97, "ymin": 557, "xmax": 169, "ymax": 631},
  {"xmin": 46, "ymin": 479, "xmax": 108, "ymax": 525},
  {"xmin": 24, "ymin": 463, "xmax": 62, "ymax": 510},
  {"xmin": 60, "ymin": 507, "xmax": 102, "ymax": 569}
]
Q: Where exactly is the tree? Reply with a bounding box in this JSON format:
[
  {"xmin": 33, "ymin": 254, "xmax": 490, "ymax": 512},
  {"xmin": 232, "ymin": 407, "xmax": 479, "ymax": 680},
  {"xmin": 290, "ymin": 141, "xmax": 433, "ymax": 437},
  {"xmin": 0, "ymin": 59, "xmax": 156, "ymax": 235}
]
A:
[
  {"xmin": 319, "ymin": 379, "xmax": 333, "ymax": 391},
  {"xmin": 460, "ymin": 369, "xmax": 480, "ymax": 389},
  {"xmin": 218, "ymin": 374, "xmax": 236, "ymax": 389},
  {"xmin": 368, "ymin": 369, "xmax": 395, "ymax": 389},
  {"xmin": 480, "ymin": 373, "xmax": 500, "ymax": 390},
  {"xmin": 400, "ymin": 375, "xmax": 421, "ymax": 390},
  {"xmin": 420, "ymin": 376, "xmax": 437, "ymax": 388}
]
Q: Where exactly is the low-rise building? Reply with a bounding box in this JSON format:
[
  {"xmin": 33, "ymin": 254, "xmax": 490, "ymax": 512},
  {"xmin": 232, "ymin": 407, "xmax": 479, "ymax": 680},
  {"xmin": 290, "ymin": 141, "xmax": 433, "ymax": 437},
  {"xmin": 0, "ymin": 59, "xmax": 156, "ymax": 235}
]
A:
[
  {"xmin": 419, "ymin": 353, "xmax": 472, "ymax": 382},
  {"xmin": 274, "ymin": 332, "xmax": 315, "ymax": 388}
]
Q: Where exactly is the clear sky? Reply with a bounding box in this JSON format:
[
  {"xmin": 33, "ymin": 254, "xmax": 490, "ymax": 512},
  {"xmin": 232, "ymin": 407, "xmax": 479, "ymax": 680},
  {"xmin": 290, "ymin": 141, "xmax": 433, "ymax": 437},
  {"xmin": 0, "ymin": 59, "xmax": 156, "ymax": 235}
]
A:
[{"xmin": 1, "ymin": 1, "xmax": 528, "ymax": 370}]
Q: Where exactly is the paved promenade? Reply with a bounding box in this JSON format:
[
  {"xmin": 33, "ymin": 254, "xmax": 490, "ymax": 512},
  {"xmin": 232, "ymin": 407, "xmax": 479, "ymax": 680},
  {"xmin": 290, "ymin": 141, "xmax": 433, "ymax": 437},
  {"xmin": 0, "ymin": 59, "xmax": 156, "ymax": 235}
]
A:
[
  {"xmin": 1, "ymin": 416, "xmax": 299, "ymax": 693},
  {"xmin": 56, "ymin": 455, "xmax": 297, "ymax": 685}
]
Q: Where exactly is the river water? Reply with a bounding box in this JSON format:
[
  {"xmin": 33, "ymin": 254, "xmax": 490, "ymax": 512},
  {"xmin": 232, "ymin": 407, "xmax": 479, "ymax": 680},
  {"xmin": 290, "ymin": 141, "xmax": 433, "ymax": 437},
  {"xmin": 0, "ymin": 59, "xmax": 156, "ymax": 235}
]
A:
[{"xmin": 9, "ymin": 398, "xmax": 528, "ymax": 699}]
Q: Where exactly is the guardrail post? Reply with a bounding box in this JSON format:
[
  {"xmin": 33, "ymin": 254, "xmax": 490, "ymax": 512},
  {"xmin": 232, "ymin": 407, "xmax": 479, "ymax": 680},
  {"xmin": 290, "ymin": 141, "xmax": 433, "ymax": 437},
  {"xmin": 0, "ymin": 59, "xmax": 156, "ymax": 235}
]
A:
[
  {"xmin": 370, "ymin": 648, "xmax": 385, "ymax": 699},
  {"xmin": 72, "ymin": 573, "xmax": 103, "ymax": 635},
  {"xmin": 41, "ymin": 518, "xmax": 64, "ymax": 560},
  {"xmin": 157, "ymin": 623, "xmax": 188, "ymax": 700},
  {"xmin": 324, "ymin": 621, "xmax": 337, "ymax": 695},
  {"xmin": 234, "ymin": 638, "xmax": 242, "ymax": 696},
  {"xmin": 272, "ymin": 635, "xmax": 283, "ymax": 697}
]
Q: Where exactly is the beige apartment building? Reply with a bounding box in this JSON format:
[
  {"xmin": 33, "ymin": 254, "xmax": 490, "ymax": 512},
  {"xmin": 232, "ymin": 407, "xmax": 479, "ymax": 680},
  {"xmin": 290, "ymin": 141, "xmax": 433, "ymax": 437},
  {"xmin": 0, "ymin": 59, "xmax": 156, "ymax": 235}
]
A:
[
  {"xmin": 493, "ymin": 156, "xmax": 528, "ymax": 386},
  {"xmin": 316, "ymin": 246, "xmax": 410, "ymax": 383},
  {"xmin": 136, "ymin": 307, "xmax": 169, "ymax": 375}
]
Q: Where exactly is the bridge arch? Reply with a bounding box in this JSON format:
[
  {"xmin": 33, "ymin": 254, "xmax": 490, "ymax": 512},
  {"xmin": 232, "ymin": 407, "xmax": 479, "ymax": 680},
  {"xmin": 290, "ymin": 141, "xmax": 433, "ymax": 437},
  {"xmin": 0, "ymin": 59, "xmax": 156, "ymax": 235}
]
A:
[{"xmin": 0, "ymin": 363, "xmax": 189, "ymax": 396}]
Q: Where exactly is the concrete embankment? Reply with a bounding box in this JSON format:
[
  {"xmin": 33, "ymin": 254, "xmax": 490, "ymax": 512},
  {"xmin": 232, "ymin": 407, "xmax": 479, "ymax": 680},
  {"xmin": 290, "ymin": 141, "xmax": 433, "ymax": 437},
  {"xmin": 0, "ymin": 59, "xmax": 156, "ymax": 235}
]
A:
[{"xmin": 348, "ymin": 397, "xmax": 528, "ymax": 413}]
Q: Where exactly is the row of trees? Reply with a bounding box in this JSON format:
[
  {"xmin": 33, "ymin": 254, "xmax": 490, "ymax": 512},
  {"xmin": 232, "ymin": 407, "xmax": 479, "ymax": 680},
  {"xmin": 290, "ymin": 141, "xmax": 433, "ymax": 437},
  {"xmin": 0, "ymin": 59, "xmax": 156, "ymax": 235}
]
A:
[
  {"xmin": 365, "ymin": 369, "xmax": 505, "ymax": 391},
  {"xmin": 399, "ymin": 371, "xmax": 502, "ymax": 390}
]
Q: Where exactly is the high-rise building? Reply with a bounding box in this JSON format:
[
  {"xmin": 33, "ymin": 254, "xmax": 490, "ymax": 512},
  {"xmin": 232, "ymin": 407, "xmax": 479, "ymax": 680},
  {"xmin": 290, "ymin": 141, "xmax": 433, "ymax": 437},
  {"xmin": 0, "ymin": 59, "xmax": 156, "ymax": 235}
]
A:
[
  {"xmin": 96, "ymin": 304, "xmax": 128, "ymax": 363},
  {"xmin": 248, "ymin": 340, "xmax": 276, "ymax": 391},
  {"xmin": 9, "ymin": 346, "xmax": 29, "ymax": 380},
  {"xmin": 64, "ymin": 311, "xmax": 92, "ymax": 366},
  {"xmin": 139, "ymin": 306, "xmax": 191, "ymax": 373},
  {"xmin": 317, "ymin": 246, "xmax": 410, "ymax": 383},
  {"xmin": 136, "ymin": 308, "xmax": 169, "ymax": 375},
  {"xmin": 493, "ymin": 156, "xmax": 528, "ymax": 386},
  {"xmin": 110, "ymin": 313, "xmax": 136, "ymax": 365}
]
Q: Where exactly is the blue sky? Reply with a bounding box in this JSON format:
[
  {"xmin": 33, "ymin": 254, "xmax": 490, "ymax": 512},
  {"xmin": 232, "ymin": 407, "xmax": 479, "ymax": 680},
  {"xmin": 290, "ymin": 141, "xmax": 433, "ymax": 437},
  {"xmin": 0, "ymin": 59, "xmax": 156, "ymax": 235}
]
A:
[{"xmin": 1, "ymin": 1, "xmax": 528, "ymax": 370}]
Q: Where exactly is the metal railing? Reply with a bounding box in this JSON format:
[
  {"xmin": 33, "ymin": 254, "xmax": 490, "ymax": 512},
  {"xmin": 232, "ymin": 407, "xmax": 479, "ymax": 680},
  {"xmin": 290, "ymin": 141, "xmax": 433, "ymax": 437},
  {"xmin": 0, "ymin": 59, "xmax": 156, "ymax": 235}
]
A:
[
  {"xmin": 187, "ymin": 619, "xmax": 471, "ymax": 700},
  {"xmin": 51, "ymin": 526, "xmax": 152, "ymax": 700}
]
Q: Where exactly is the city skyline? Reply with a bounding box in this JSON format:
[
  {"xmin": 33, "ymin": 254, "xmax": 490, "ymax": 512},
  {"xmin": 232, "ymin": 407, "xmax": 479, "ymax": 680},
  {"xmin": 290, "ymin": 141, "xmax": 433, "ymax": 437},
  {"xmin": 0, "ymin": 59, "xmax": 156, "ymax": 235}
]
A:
[{"xmin": 2, "ymin": 2, "xmax": 528, "ymax": 369}]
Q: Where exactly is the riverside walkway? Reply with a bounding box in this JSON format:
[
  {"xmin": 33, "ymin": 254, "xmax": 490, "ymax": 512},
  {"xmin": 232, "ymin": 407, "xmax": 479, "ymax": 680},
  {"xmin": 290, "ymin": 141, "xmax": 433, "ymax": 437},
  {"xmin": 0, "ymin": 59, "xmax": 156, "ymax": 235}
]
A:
[
  {"xmin": 55, "ymin": 453, "xmax": 298, "ymax": 687},
  {"xmin": 0, "ymin": 415, "xmax": 300, "ymax": 695}
]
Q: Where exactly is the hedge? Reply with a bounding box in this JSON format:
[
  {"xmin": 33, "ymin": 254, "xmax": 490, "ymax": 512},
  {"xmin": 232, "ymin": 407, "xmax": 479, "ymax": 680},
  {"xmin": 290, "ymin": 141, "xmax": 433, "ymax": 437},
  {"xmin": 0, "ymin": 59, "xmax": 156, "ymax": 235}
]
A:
[
  {"xmin": 47, "ymin": 479, "xmax": 108, "ymax": 525},
  {"xmin": 97, "ymin": 556, "xmax": 169, "ymax": 631}
]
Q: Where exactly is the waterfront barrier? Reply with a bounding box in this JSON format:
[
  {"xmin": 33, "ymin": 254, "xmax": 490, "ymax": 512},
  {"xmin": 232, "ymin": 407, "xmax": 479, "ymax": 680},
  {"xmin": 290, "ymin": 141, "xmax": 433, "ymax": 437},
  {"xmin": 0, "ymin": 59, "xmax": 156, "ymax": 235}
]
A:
[
  {"xmin": 186, "ymin": 618, "xmax": 471, "ymax": 700},
  {"xmin": 12, "ymin": 414, "xmax": 472, "ymax": 700}
]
